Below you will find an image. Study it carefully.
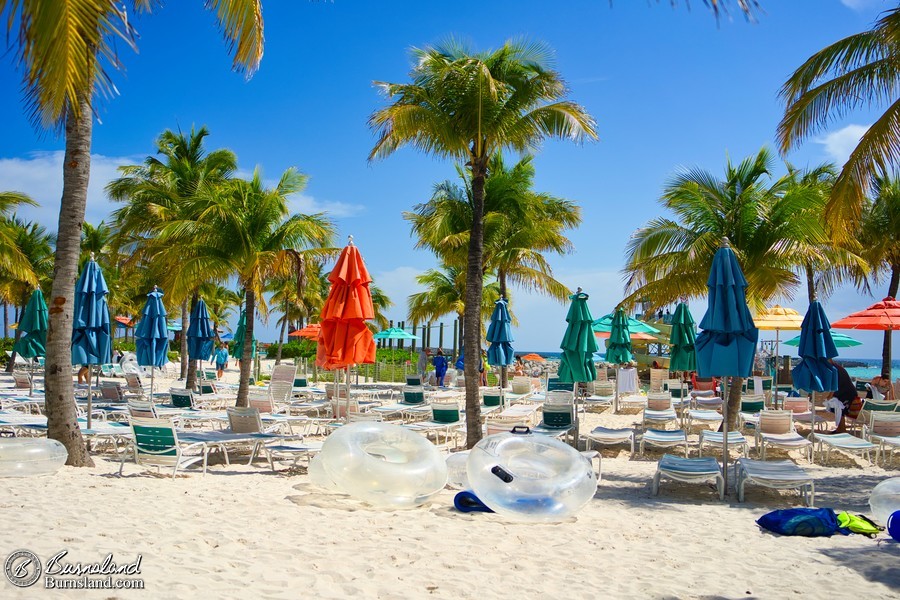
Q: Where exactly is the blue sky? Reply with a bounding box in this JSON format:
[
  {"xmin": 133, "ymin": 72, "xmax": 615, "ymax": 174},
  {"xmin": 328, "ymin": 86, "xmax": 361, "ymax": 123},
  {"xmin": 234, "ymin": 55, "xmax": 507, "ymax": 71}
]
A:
[{"xmin": 0, "ymin": 0, "xmax": 894, "ymax": 358}]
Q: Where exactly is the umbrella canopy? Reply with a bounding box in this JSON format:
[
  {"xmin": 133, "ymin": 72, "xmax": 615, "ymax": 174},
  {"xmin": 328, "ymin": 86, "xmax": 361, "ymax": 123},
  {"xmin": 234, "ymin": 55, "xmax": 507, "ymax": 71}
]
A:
[
  {"xmin": 316, "ymin": 241, "xmax": 376, "ymax": 370},
  {"xmin": 372, "ymin": 327, "xmax": 419, "ymax": 340},
  {"xmin": 232, "ymin": 310, "xmax": 257, "ymax": 359},
  {"xmin": 783, "ymin": 330, "xmax": 861, "ymax": 348},
  {"xmin": 220, "ymin": 332, "xmax": 234, "ymax": 342},
  {"xmin": 594, "ymin": 330, "xmax": 656, "ymax": 341},
  {"xmin": 289, "ymin": 323, "xmax": 321, "ymax": 339},
  {"xmin": 486, "ymin": 298, "xmax": 515, "ymax": 367},
  {"xmin": 72, "ymin": 258, "xmax": 112, "ymax": 366},
  {"xmin": 668, "ymin": 302, "xmax": 697, "ymax": 372},
  {"xmin": 696, "ymin": 242, "xmax": 758, "ymax": 378},
  {"xmin": 832, "ymin": 297, "xmax": 900, "ymax": 330},
  {"xmin": 166, "ymin": 321, "xmax": 182, "ymax": 332},
  {"xmin": 791, "ymin": 301, "xmax": 839, "ymax": 393},
  {"xmin": 12, "ymin": 289, "xmax": 48, "ymax": 359},
  {"xmin": 592, "ymin": 313, "xmax": 661, "ymax": 334},
  {"xmin": 114, "ymin": 315, "xmax": 132, "ymax": 327},
  {"xmin": 605, "ymin": 308, "xmax": 634, "ymax": 365},
  {"xmin": 558, "ymin": 291, "xmax": 599, "ymax": 383},
  {"xmin": 135, "ymin": 287, "xmax": 170, "ymax": 368},
  {"xmin": 754, "ymin": 305, "xmax": 804, "ymax": 331},
  {"xmin": 521, "ymin": 353, "xmax": 545, "ymax": 362},
  {"xmin": 187, "ymin": 298, "xmax": 215, "ymax": 361}
]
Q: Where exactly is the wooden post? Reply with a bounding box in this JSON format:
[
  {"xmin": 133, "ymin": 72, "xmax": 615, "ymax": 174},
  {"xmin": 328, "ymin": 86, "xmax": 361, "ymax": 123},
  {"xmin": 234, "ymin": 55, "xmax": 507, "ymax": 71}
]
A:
[
  {"xmin": 411, "ymin": 323, "xmax": 417, "ymax": 352},
  {"xmin": 452, "ymin": 319, "xmax": 458, "ymax": 358},
  {"xmin": 399, "ymin": 321, "xmax": 405, "ymax": 351}
]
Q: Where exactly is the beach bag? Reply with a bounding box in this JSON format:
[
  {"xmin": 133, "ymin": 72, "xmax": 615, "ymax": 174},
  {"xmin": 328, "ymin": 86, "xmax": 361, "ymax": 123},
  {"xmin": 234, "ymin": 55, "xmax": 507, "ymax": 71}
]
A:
[
  {"xmin": 757, "ymin": 508, "xmax": 839, "ymax": 537},
  {"xmin": 846, "ymin": 396, "xmax": 864, "ymax": 420},
  {"xmin": 837, "ymin": 512, "xmax": 884, "ymax": 538}
]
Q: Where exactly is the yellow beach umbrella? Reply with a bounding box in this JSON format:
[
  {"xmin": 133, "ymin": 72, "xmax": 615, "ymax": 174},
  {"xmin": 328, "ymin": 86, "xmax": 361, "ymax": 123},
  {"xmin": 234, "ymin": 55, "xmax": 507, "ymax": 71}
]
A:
[{"xmin": 754, "ymin": 305, "xmax": 804, "ymax": 378}]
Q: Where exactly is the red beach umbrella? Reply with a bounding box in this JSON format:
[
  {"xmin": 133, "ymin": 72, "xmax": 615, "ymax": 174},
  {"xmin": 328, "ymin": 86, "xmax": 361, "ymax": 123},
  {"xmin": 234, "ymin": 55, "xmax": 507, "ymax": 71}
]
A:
[
  {"xmin": 832, "ymin": 297, "xmax": 900, "ymax": 331},
  {"xmin": 289, "ymin": 323, "xmax": 321, "ymax": 339}
]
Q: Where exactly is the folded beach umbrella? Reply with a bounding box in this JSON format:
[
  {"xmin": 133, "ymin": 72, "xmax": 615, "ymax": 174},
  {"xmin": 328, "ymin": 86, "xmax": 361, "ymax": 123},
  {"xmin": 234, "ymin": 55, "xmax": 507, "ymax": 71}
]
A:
[
  {"xmin": 668, "ymin": 302, "xmax": 697, "ymax": 373},
  {"xmin": 13, "ymin": 289, "xmax": 48, "ymax": 396},
  {"xmin": 13, "ymin": 289, "xmax": 48, "ymax": 360},
  {"xmin": 486, "ymin": 298, "xmax": 515, "ymax": 368},
  {"xmin": 791, "ymin": 302, "xmax": 839, "ymax": 460},
  {"xmin": 72, "ymin": 257, "xmax": 112, "ymax": 430},
  {"xmin": 558, "ymin": 290, "xmax": 598, "ymax": 441},
  {"xmin": 606, "ymin": 307, "xmax": 634, "ymax": 413},
  {"xmin": 232, "ymin": 309, "xmax": 257, "ymax": 360},
  {"xmin": 316, "ymin": 237, "xmax": 376, "ymax": 418},
  {"xmin": 783, "ymin": 331, "xmax": 861, "ymax": 348},
  {"xmin": 135, "ymin": 286, "xmax": 170, "ymax": 399},
  {"xmin": 696, "ymin": 239, "xmax": 758, "ymax": 494},
  {"xmin": 187, "ymin": 298, "xmax": 215, "ymax": 362}
]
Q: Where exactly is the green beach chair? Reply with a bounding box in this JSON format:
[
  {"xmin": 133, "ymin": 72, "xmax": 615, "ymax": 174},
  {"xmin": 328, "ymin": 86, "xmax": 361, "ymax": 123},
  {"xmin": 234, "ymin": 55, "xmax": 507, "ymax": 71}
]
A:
[{"xmin": 120, "ymin": 417, "xmax": 204, "ymax": 478}]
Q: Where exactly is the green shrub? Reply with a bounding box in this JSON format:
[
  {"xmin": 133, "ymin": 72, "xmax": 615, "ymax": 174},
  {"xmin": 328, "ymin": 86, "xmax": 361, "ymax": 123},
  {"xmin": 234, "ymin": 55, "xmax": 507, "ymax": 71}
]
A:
[{"xmin": 267, "ymin": 340, "xmax": 316, "ymax": 360}]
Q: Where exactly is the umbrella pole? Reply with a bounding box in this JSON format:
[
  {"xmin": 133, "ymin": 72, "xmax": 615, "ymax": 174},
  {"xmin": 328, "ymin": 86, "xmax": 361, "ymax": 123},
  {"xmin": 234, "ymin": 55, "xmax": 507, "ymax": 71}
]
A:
[
  {"xmin": 614, "ymin": 365, "xmax": 620, "ymax": 413},
  {"xmin": 87, "ymin": 369, "xmax": 93, "ymax": 431},
  {"xmin": 722, "ymin": 376, "xmax": 729, "ymax": 497},
  {"xmin": 346, "ymin": 365, "xmax": 351, "ymax": 423},
  {"xmin": 809, "ymin": 391, "xmax": 816, "ymax": 463},
  {"xmin": 150, "ymin": 368, "xmax": 155, "ymax": 402}
]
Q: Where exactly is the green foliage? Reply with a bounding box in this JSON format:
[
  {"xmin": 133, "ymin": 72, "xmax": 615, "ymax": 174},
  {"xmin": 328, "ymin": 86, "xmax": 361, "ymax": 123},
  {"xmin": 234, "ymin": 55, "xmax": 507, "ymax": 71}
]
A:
[
  {"xmin": 375, "ymin": 347, "xmax": 417, "ymax": 365},
  {"xmin": 266, "ymin": 340, "xmax": 316, "ymax": 360}
]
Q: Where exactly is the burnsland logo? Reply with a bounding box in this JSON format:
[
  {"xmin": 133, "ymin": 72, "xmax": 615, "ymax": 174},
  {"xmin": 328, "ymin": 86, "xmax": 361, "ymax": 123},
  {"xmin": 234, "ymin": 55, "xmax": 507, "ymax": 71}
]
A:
[
  {"xmin": 4, "ymin": 549, "xmax": 145, "ymax": 590},
  {"xmin": 45, "ymin": 551, "xmax": 142, "ymax": 577}
]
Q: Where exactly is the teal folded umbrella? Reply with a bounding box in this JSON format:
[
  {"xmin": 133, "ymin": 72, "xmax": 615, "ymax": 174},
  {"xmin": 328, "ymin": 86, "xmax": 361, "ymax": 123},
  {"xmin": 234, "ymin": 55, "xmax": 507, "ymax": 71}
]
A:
[
  {"xmin": 486, "ymin": 298, "xmax": 515, "ymax": 367},
  {"xmin": 232, "ymin": 309, "xmax": 257, "ymax": 360},
  {"xmin": 187, "ymin": 298, "xmax": 215, "ymax": 362},
  {"xmin": 72, "ymin": 258, "xmax": 112, "ymax": 429},
  {"xmin": 668, "ymin": 302, "xmax": 697, "ymax": 373},
  {"xmin": 558, "ymin": 291, "xmax": 598, "ymax": 383},
  {"xmin": 135, "ymin": 286, "xmax": 170, "ymax": 399},
  {"xmin": 791, "ymin": 301, "xmax": 839, "ymax": 394},
  {"xmin": 606, "ymin": 307, "xmax": 634, "ymax": 413},
  {"xmin": 13, "ymin": 289, "xmax": 48, "ymax": 360}
]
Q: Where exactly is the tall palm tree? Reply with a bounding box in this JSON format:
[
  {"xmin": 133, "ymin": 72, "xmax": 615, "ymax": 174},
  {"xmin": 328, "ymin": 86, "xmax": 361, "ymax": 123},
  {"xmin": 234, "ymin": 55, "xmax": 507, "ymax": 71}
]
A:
[
  {"xmin": 861, "ymin": 175, "xmax": 900, "ymax": 378},
  {"xmin": 371, "ymin": 39, "xmax": 596, "ymax": 446},
  {"xmin": 1, "ymin": 0, "xmax": 264, "ymax": 466},
  {"xmin": 109, "ymin": 126, "xmax": 238, "ymax": 389},
  {"xmin": 622, "ymin": 148, "xmax": 835, "ymax": 429},
  {"xmin": 778, "ymin": 5, "xmax": 900, "ymax": 241},
  {"xmin": 159, "ymin": 167, "xmax": 335, "ymax": 406}
]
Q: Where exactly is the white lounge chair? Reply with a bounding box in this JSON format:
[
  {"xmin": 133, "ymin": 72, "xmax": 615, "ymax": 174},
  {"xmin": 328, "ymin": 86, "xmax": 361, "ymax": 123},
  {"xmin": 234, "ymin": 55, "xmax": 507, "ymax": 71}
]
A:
[
  {"xmin": 698, "ymin": 430, "xmax": 749, "ymax": 458},
  {"xmin": 863, "ymin": 411, "xmax": 900, "ymax": 466},
  {"xmin": 815, "ymin": 433, "xmax": 876, "ymax": 465},
  {"xmin": 642, "ymin": 393, "xmax": 678, "ymax": 430},
  {"xmin": 582, "ymin": 426, "xmax": 635, "ymax": 457},
  {"xmin": 652, "ymin": 454, "xmax": 724, "ymax": 500},
  {"xmin": 735, "ymin": 457, "xmax": 815, "ymax": 506},
  {"xmin": 640, "ymin": 429, "xmax": 689, "ymax": 456},
  {"xmin": 756, "ymin": 411, "xmax": 812, "ymax": 461}
]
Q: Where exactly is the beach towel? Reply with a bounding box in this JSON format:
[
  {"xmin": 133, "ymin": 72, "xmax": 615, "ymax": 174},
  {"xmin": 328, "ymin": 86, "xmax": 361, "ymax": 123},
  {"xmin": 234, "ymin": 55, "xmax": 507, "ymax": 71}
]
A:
[{"xmin": 757, "ymin": 508, "xmax": 839, "ymax": 537}]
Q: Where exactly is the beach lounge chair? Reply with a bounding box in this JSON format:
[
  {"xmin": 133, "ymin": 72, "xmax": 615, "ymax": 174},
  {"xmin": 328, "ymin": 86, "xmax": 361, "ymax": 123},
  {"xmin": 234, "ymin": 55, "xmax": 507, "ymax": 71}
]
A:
[
  {"xmin": 546, "ymin": 377, "xmax": 574, "ymax": 393},
  {"xmin": 531, "ymin": 402, "xmax": 575, "ymax": 442},
  {"xmin": 782, "ymin": 396, "xmax": 828, "ymax": 431},
  {"xmin": 756, "ymin": 411, "xmax": 813, "ymax": 461},
  {"xmin": 406, "ymin": 401, "xmax": 462, "ymax": 446},
  {"xmin": 691, "ymin": 391, "xmax": 723, "ymax": 411},
  {"xmin": 100, "ymin": 381, "xmax": 125, "ymax": 402},
  {"xmin": 582, "ymin": 426, "xmax": 635, "ymax": 457},
  {"xmin": 735, "ymin": 457, "xmax": 815, "ymax": 506},
  {"xmin": 545, "ymin": 390, "xmax": 574, "ymax": 404},
  {"xmin": 112, "ymin": 364, "xmax": 127, "ymax": 377},
  {"xmin": 737, "ymin": 395, "xmax": 766, "ymax": 430},
  {"xmin": 119, "ymin": 416, "xmax": 205, "ymax": 478},
  {"xmin": 225, "ymin": 407, "xmax": 293, "ymax": 463},
  {"xmin": 848, "ymin": 399, "xmax": 899, "ymax": 433},
  {"xmin": 169, "ymin": 389, "xmax": 194, "ymax": 409},
  {"xmin": 698, "ymin": 430, "xmax": 749, "ymax": 457},
  {"xmin": 642, "ymin": 393, "xmax": 678, "ymax": 430},
  {"xmin": 652, "ymin": 454, "xmax": 724, "ymax": 500},
  {"xmin": 127, "ymin": 400, "xmax": 158, "ymax": 419},
  {"xmin": 262, "ymin": 441, "xmax": 323, "ymax": 471},
  {"xmin": 511, "ymin": 377, "xmax": 532, "ymax": 395},
  {"xmin": 640, "ymin": 429, "xmax": 689, "ymax": 457},
  {"xmin": 12, "ymin": 373, "xmax": 31, "ymax": 389},
  {"xmin": 406, "ymin": 374, "xmax": 423, "ymax": 387},
  {"xmin": 268, "ymin": 380, "xmax": 294, "ymax": 405},
  {"xmin": 863, "ymin": 411, "xmax": 900, "ymax": 465},
  {"xmin": 688, "ymin": 409, "xmax": 724, "ymax": 430},
  {"xmin": 271, "ymin": 364, "xmax": 297, "ymax": 384},
  {"xmin": 481, "ymin": 387, "xmax": 504, "ymax": 409},
  {"xmin": 100, "ymin": 364, "xmax": 115, "ymax": 377},
  {"xmin": 815, "ymin": 433, "xmax": 876, "ymax": 465},
  {"xmin": 650, "ymin": 368, "xmax": 668, "ymax": 393}
]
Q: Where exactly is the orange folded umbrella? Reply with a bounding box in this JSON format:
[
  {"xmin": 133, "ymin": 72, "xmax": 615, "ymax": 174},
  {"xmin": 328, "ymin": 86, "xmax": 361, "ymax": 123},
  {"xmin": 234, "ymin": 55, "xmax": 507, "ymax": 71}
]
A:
[
  {"xmin": 316, "ymin": 241, "xmax": 376, "ymax": 370},
  {"xmin": 832, "ymin": 297, "xmax": 900, "ymax": 331}
]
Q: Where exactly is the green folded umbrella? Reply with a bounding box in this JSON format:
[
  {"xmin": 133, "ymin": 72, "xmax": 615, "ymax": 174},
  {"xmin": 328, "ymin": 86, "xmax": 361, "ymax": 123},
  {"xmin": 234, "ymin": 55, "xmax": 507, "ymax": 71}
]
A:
[
  {"xmin": 558, "ymin": 291, "xmax": 598, "ymax": 383},
  {"xmin": 12, "ymin": 289, "xmax": 48, "ymax": 359},
  {"xmin": 668, "ymin": 302, "xmax": 697, "ymax": 372},
  {"xmin": 605, "ymin": 308, "xmax": 633, "ymax": 365}
]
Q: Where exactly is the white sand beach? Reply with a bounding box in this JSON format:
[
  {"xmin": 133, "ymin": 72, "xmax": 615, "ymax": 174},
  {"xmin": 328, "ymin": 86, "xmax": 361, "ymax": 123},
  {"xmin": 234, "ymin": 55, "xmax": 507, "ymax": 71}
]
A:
[{"xmin": 2, "ymin": 365, "xmax": 899, "ymax": 599}]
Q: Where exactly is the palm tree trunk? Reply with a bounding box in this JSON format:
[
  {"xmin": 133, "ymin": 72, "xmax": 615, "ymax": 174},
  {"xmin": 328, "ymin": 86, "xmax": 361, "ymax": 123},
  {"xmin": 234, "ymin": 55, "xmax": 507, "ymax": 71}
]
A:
[
  {"xmin": 3, "ymin": 301, "xmax": 8, "ymax": 338},
  {"xmin": 44, "ymin": 98, "xmax": 94, "ymax": 467},
  {"xmin": 185, "ymin": 291, "xmax": 199, "ymax": 390},
  {"xmin": 236, "ymin": 289, "xmax": 255, "ymax": 408},
  {"xmin": 497, "ymin": 269, "xmax": 510, "ymax": 389},
  {"xmin": 805, "ymin": 262, "xmax": 817, "ymax": 303},
  {"xmin": 725, "ymin": 376, "xmax": 742, "ymax": 432},
  {"xmin": 179, "ymin": 299, "xmax": 189, "ymax": 379},
  {"xmin": 881, "ymin": 265, "xmax": 900, "ymax": 378},
  {"xmin": 464, "ymin": 160, "xmax": 487, "ymax": 449},
  {"xmin": 276, "ymin": 303, "xmax": 287, "ymax": 365}
]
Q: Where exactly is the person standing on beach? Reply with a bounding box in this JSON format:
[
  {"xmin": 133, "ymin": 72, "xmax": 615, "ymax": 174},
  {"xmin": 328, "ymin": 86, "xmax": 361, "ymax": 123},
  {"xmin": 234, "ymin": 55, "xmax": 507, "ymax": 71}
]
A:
[
  {"xmin": 417, "ymin": 348, "xmax": 429, "ymax": 382},
  {"xmin": 215, "ymin": 343, "xmax": 229, "ymax": 380},
  {"xmin": 432, "ymin": 349, "xmax": 448, "ymax": 387}
]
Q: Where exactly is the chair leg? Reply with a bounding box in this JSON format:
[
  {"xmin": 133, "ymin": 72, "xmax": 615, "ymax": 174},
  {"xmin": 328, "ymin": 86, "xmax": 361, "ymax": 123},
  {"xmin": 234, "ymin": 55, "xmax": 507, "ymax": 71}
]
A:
[{"xmin": 651, "ymin": 472, "xmax": 660, "ymax": 496}]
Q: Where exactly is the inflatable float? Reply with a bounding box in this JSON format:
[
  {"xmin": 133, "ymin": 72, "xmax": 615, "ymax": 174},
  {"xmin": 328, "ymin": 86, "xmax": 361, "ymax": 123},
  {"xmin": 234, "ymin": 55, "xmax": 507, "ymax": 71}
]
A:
[
  {"xmin": 465, "ymin": 427, "xmax": 597, "ymax": 522},
  {"xmin": 0, "ymin": 438, "xmax": 68, "ymax": 477},
  {"xmin": 310, "ymin": 422, "xmax": 447, "ymax": 508}
]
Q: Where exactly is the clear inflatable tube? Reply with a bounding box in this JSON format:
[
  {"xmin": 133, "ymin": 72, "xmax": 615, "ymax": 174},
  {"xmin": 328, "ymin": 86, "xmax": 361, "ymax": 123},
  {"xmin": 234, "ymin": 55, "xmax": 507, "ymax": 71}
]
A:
[
  {"xmin": 869, "ymin": 477, "xmax": 900, "ymax": 525},
  {"xmin": 310, "ymin": 422, "xmax": 448, "ymax": 508},
  {"xmin": 467, "ymin": 430, "xmax": 597, "ymax": 522},
  {"xmin": 0, "ymin": 438, "xmax": 68, "ymax": 477}
]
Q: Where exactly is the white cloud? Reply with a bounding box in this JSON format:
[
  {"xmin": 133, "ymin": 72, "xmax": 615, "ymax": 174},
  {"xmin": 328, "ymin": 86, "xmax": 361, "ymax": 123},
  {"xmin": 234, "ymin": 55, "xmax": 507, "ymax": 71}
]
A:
[
  {"xmin": 839, "ymin": 0, "xmax": 880, "ymax": 10},
  {"xmin": 815, "ymin": 123, "xmax": 869, "ymax": 165},
  {"xmin": 287, "ymin": 193, "xmax": 366, "ymax": 219},
  {"xmin": 372, "ymin": 266, "xmax": 426, "ymax": 320},
  {"xmin": 0, "ymin": 151, "xmax": 137, "ymax": 231}
]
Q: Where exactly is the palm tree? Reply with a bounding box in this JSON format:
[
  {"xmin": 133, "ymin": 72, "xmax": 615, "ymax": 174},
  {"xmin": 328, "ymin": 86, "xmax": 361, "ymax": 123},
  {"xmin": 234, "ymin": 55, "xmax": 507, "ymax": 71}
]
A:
[
  {"xmin": 369, "ymin": 284, "xmax": 393, "ymax": 332},
  {"xmin": 622, "ymin": 148, "xmax": 839, "ymax": 430},
  {"xmin": 370, "ymin": 39, "xmax": 596, "ymax": 446},
  {"xmin": 199, "ymin": 283, "xmax": 243, "ymax": 338},
  {"xmin": 0, "ymin": 192, "xmax": 40, "ymax": 291},
  {"xmin": 861, "ymin": 175, "xmax": 900, "ymax": 378},
  {"xmin": 1, "ymin": 1, "xmax": 264, "ymax": 467},
  {"xmin": 778, "ymin": 6, "xmax": 900, "ymax": 241},
  {"xmin": 109, "ymin": 126, "xmax": 238, "ymax": 389},
  {"xmin": 158, "ymin": 167, "xmax": 335, "ymax": 406}
]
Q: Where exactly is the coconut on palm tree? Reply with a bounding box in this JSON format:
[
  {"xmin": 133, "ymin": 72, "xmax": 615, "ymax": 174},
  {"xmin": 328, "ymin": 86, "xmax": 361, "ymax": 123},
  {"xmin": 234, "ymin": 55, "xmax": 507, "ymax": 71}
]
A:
[
  {"xmin": 1, "ymin": 0, "xmax": 265, "ymax": 466},
  {"xmin": 371, "ymin": 39, "xmax": 596, "ymax": 446},
  {"xmin": 778, "ymin": 5, "xmax": 900, "ymax": 240}
]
